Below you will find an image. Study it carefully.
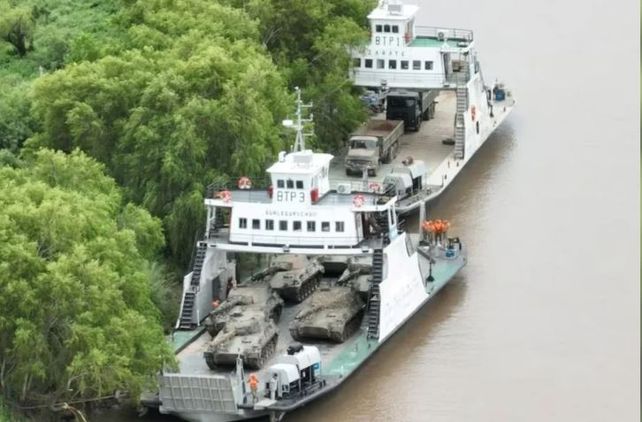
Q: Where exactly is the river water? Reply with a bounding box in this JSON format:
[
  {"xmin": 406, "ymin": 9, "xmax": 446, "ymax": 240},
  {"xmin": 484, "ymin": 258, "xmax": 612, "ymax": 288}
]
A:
[{"xmin": 94, "ymin": 0, "xmax": 640, "ymax": 420}]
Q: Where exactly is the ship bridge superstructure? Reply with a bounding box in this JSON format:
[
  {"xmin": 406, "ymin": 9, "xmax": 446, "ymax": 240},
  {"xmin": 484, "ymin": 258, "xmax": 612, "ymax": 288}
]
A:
[
  {"xmin": 350, "ymin": 0, "xmax": 477, "ymax": 90},
  {"xmin": 205, "ymin": 149, "xmax": 399, "ymax": 255}
]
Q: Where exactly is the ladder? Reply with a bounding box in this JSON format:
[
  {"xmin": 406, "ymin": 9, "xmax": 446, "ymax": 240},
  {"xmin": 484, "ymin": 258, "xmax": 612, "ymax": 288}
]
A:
[
  {"xmin": 177, "ymin": 242, "xmax": 208, "ymax": 330},
  {"xmin": 454, "ymin": 86, "xmax": 468, "ymax": 160},
  {"xmin": 190, "ymin": 242, "xmax": 207, "ymax": 286},
  {"xmin": 367, "ymin": 249, "xmax": 384, "ymax": 340},
  {"xmin": 178, "ymin": 291, "xmax": 196, "ymax": 330}
]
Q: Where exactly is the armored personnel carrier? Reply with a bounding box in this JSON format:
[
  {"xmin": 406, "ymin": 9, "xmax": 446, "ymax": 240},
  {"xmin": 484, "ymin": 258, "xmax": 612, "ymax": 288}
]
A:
[
  {"xmin": 203, "ymin": 284, "xmax": 284, "ymax": 337},
  {"xmin": 257, "ymin": 255, "xmax": 324, "ymax": 302},
  {"xmin": 204, "ymin": 310, "xmax": 278, "ymax": 369},
  {"xmin": 289, "ymin": 286, "xmax": 365, "ymax": 343}
]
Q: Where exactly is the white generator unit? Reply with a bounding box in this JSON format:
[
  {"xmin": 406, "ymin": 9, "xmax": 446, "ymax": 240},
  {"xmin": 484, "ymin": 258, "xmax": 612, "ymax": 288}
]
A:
[
  {"xmin": 265, "ymin": 344, "xmax": 321, "ymax": 400},
  {"xmin": 384, "ymin": 159, "xmax": 428, "ymax": 199}
]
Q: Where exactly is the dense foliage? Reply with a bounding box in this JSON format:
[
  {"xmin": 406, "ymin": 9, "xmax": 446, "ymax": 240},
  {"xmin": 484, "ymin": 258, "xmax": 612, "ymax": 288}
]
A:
[
  {"xmin": 0, "ymin": 149, "xmax": 174, "ymax": 405},
  {"xmin": 0, "ymin": 0, "xmax": 374, "ymax": 410}
]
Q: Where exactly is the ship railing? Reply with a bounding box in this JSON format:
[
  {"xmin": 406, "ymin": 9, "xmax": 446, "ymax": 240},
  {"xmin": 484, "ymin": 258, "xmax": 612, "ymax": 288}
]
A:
[
  {"xmin": 329, "ymin": 178, "xmax": 392, "ymax": 195},
  {"xmin": 205, "ymin": 175, "xmax": 271, "ymax": 198},
  {"xmin": 414, "ymin": 26, "xmax": 474, "ymax": 42}
]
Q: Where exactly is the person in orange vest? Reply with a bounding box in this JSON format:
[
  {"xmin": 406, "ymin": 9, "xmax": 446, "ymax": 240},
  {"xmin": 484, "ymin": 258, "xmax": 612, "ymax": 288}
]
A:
[{"xmin": 248, "ymin": 373, "xmax": 259, "ymax": 402}]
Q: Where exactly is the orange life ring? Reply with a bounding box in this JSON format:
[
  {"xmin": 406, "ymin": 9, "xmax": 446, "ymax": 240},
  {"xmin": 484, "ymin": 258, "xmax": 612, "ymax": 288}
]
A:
[
  {"xmin": 353, "ymin": 194, "xmax": 365, "ymax": 207},
  {"xmin": 470, "ymin": 105, "xmax": 477, "ymax": 121},
  {"xmin": 218, "ymin": 190, "xmax": 232, "ymax": 203},
  {"xmin": 238, "ymin": 176, "xmax": 252, "ymax": 190},
  {"xmin": 404, "ymin": 32, "xmax": 411, "ymax": 43},
  {"xmin": 368, "ymin": 182, "xmax": 381, "ymax": 193}
]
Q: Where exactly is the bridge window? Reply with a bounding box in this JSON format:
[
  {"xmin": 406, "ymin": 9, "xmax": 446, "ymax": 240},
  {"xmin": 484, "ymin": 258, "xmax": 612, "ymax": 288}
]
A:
[
  {"xmin": 277, "ymin": 179, "xmax": 284, "ymax": 188},
  {"xmin": 286, "ymin": 179, "xmax": 294, "ymax": 188},
  {"xmin": 353, "ymin": 58, "xmax": 361, "ymax": 68},
  {"xmin": 375, "ymin": 24, "xmax": 382, "ymax": 32},
  {"xmin": 239, "ymin": 218, "xmax": 247, "ymax": 229},
  {"xmin": 335, "ymin": 222, "xmax": 345, "ymax": 232},
  {"xmin": 293, "ymin": 221, "xmax": 302, "ymax": 232},
  {"xmin": 388, "ymin": 60, "xmax": 396, "ymax": 69},
  {"xmin": 413, "ymin": 60, "xmax": 421, "ymax": 70},
  {"xmin": 296, "ymin": 180, "xmax": 304, "ymax": 189},
  {"xmin": 266, "ymin": 219, "xmax": 274, "ymax": 230},
  {"xmin": 392, "ymin": 25, "xmax": 399, "ymax": 33},
  {"xmin": 401, "ymin": 60, "xmax": 409, "ymax": 70},
  {"xmin": 384, "ymin": 25, "xmax": 390, "ymax": 33},
  {"xmin": 425, "ymin": 61, "xmax": 434, "ymax": 70},
  {"xmin": 376, "ymin": 59, "xmax": 385, "ymax": 69},
  {"xmin": 321, "ymin": 222, "xmax": 330, "ymax": 232},
  {"xmin": 252, "ymin": 219, "xmax": 260, "ymax": 229},
  {"xmin": 307, "ymin": 221, "xmax": 316, "ymax": 232},
  {"xmin": 279, "ymin": 220, "xmax": 288, "ymax": 231},
  {"xmin": 365, "ymin": 59, "xmax": 373, "ymax": 69}
]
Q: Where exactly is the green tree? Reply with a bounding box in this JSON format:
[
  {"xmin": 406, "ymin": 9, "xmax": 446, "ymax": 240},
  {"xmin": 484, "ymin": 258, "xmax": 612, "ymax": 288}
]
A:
[
  {"xmin": 0, "ymin": 149, "xmax": 173, "ymax": 406},
  {"xmin": 29, "ymin": 0, "xmax": 291, "ymax": 267},
  {"xmin": 223, "ymin": 0, "xmax": 374, "ymax": 151},
  {"xmin": 0, "ymin": 2, "xmax": 34, "ymax": 57}
]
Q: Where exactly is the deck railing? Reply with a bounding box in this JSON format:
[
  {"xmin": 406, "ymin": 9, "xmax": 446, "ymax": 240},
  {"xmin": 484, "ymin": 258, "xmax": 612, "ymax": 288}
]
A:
[{"xmin": 414, "ymin": 26, "xmax": 474, "ymax": 41}]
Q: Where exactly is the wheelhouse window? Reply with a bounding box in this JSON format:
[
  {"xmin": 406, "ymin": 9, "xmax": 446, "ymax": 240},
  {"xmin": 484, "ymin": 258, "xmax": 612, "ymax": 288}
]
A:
[
  {"xmin": 401, "ymin": 60, "xmax": 409, "ymax": 70},
  {"xmin": 286, "ymin": 180, "xmax": 294, "ymax": 189},
  {"xmin": 277, "ymin": 180, "xmax": 284, "ymax": 188},
  {"xmin": 413, "ymin": 60, "xmax": 421, "ymax": 70},
  {"xmin": 384, "ymin": 24, "xmax": 390, "ymax": 33},
  {"xmin": 376, "ymin": 59, "xmax": 385, "ymax": 69},
  {"xmin": 307, "ymin": 221, "xmax": 316, "ymax": 232},
  {"xmin": 388, "ymin": 60, "xmax": 397, "ymax": 69},
  {"xmin": 375, "ymin": 24, "xmax": 382, "ymax": 32},
  {"xmin": 293, "ymin": 221, "xmax": 302, "ymax": 232},
  {"xmin": 279, "ymin": 220, "xmax": 288, "ymax": 231},
  {"xmin": 335, "ymin": 222, "xmax": 345, "ymax": 232},
  {"xmin": 392, "ymin": 25, "xmax": 399, "ymax": 33},
  {"xmin": 266, "ymin": 219, "xmax": 274, "ymax": 230},
  {"xmin": 365, "ymin": 59, "xmax": 373, "ymax": 69},
  {"xmin": 296, "ymin": 180, "xmax": 304, "ymax": 189},
  {"xmin": 321, "ymin": 222, "xmax": 330, "ymax": 232},
  {"xmin": 425, "ymin": 61, "xmax": 434, "ymax": 70},
  {"xmin": 239, "ymin": 218, "xmax": 247, "ymax": 229},
  {"xmin": 353, "ymin": 58, "xmax": 361, "ymax": 68},
  {"xmin": 252, "ymin": 219, "xmax": 260, "ymax": 229}
]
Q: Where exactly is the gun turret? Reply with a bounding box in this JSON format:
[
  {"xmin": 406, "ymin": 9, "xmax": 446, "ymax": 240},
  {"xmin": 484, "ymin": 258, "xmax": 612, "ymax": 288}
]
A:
[
  {"xmin": 337, "ymin": 268, "xmax": 363, "ymax": 286},
  {"xmin": 210, "ymin": 327, "xmax": 237, "ymax": 349},
  {"xmin": 251, "ymin": 263, "xmax": 289, "ymax": 281}
]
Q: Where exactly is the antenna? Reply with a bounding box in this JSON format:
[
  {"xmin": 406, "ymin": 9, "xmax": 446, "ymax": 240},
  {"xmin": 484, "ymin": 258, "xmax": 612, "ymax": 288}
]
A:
[{"xmin": 283, "ymin": 87, "xmax": 313, "ymax": 152}]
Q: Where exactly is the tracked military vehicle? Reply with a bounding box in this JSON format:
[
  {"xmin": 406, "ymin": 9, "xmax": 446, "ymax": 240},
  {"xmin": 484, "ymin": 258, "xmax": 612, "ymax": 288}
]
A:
[
  {"xmin": 337, "ymin": 257, "xmax": 372, "ymax": 300},
  {"xmin": 203, "ymin": 284, "xmax": 284, "ymax": 337},
  {"xmin": 289, "ymin": 286, "xmax": 365, "ymax": 343},
  {"xmin": 254, "ymin": 255, "xmax": 324, "ymax": 302},
  {"xmin": 204, "ymin": 310, "xmax": 278, "ymax": 369}
]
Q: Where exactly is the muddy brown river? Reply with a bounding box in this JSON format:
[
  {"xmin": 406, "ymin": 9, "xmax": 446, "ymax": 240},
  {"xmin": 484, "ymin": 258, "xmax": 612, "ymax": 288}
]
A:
[{"xmin": 93, "ymin": 0, "xmax": 639, "ymax": 420}]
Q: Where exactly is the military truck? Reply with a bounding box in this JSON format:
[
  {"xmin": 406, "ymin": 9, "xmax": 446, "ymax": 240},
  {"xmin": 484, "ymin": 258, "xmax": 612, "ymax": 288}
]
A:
[
  {"xmin": 386, "ymin": 90, "xmax": 438, "ymax": 131},
  {"xmin": 344, "ymin": 119, "xmax": 404, "ymax": 177},
  {"xmin": 289, "ymin": 286, "xmax": 365, "ymax": 343},
  {"xmin": 203, "ymin": 284, "xmax": 284, "ymax": 337},
  {"xmin": 204, "ymin": 309, "xmax": 278, "ymax": 369}
]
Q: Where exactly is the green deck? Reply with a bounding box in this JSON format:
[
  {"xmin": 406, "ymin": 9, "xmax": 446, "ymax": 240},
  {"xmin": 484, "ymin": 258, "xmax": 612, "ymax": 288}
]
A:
[
  {"xmin": 410, "ymin": 37, "xmax": 468, "ymax": 49},
  {"xmin": 170, "ymin": 327, "xmax": 205, "ymax": 353}
]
